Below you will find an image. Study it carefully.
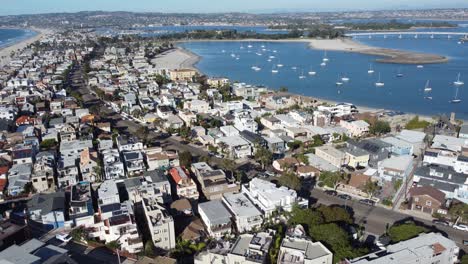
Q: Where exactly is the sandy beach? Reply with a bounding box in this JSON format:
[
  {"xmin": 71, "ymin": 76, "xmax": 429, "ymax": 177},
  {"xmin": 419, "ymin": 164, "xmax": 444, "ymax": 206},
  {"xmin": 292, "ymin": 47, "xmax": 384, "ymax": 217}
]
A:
[
  {"xmin": 0, "ymin": 27, "xmax": 53, "ymax": 67},
  {"xmin": 151, "ymin": 47, "xmax": 200, "ymax": 71},
  {"xmin": 308, "ymin": 38, "xmax": 448, "ymax": 64}
]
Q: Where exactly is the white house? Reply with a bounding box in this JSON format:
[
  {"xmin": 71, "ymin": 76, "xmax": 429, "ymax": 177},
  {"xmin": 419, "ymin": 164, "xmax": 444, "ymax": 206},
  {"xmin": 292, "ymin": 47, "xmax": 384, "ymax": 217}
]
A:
[{"xmin": 222, "ymin": 193, "xmax": 263, "ymax": 233}]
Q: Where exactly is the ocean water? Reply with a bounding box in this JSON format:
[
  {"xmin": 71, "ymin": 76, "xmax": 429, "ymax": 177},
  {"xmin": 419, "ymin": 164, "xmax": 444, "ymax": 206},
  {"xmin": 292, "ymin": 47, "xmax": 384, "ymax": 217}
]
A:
[
  {"xmin": 180, "ymin": 29, "xmax": 468, "ymax": 119},
  {"xmin": 0, "ymin": 28, "xmax": 37, "ymax": 49}
]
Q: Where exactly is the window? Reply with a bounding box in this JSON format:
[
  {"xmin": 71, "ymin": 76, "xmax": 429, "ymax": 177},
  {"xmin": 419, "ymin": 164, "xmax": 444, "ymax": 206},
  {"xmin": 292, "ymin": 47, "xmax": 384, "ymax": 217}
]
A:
[
  {"xmin": 414, "ymin": 197, "xmax": 419, "ymax": 202},
  {"xmin": 426, "ymin": 200, "xmax": 432, "ymax": 207}
]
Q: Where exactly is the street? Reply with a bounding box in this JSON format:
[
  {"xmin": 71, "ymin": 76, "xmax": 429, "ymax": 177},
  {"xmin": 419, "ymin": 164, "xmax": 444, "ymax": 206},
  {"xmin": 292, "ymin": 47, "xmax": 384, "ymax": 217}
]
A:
[{"xmin": 310, "ymin": 188, "xmax": 468, "ymax": 251}]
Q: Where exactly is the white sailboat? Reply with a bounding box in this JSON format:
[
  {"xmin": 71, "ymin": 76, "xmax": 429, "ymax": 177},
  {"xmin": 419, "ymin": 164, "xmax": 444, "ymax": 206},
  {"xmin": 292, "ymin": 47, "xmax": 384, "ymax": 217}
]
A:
[
  {"xmin": 271, "ymin": 65, "xmax": 279, "ymax": 74},
  {"xmin": 320, "ymin": 62, "xmax": 326, "ymax": 67},
  {"xmin": 308, "ymin": 68, "xmax": 316, "ymax": 75},
  {"xmin": 424, "ymin": 80, "xmax": 432, "ymax": 92},
  {"xmin": 291, "ymin": 66, "xmax": 297, "ymax": 70},
  {"xmin": 454, "ymin": 73, "xmax": 464, "ymax": 86},
  {"xmin": 396, "ymin": 67, "xmax": 404, "ymax": 77},
  {"xmin": 368, "ymin": 64, "xmax": 374, "ymax": 74},
  {"xmin": 277, "ymin": 61, "xmax": 284, "ymax": 68},
  {"xmin": 375, "ymin": 73, "xmax": 385, "ymax": 87},
  {"xmin": 247, "ymin": 42, "xmax": 253, "ymax": 48},
  {"xmin": 299, "ymin": 70, "xmax": 306, "ymax": 79},
  {"xmin": 322, "ymin": 51, "xmax": 329, "ymax": 62},
  {"xmin": 451, "ymin": 85, "xmax": 462, "ymax": 103},
  {"xmin": 417, "ymin": 65, "xmax": 424, "ymax": 69},
  {"xmin": 341, "ymin": 75, "xmax": 350, "ymax": 82}
]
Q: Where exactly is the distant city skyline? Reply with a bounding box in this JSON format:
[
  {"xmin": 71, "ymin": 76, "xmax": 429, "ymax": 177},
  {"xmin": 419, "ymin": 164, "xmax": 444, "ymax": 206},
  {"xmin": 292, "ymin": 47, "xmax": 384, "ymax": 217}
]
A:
[{"xmin": 2, "ymin": 0, "xmax": 468, "ymax": 15}]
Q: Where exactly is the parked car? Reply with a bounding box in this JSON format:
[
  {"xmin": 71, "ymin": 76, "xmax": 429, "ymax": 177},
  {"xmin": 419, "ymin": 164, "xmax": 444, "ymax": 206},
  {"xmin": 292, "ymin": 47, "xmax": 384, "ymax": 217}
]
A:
[
  {"xmin": 463, "ymin": 240, "xmax": 468, "ymax": 246},
  {"xmin": 359, "ymin": 199, "xmax": 375, "ymax": 206},
  {"xmin": 452, "ymin": 224, "xmax": 468, "ymax": 231},
  {"xmin": 56, "ymin": 233, "xmax": 72, "ymax": 243},
  {"xmin": 432, "ymin": 220, "xmax": 450, "ymax": 226},
  {"xmin": 258, "ymin": 172, "xmax": 269, "ymax": 178},
  {"xmin": 265, "ymin": 171, "xmax": 276, "ymax": 177},
  {"xmin": 338, "ymin": 194, "xmax": 352, "ymax": 200},
  {"xmin": 215, "ymin": 154, "xmax": 224, "ymax": 159},
  {"xmin": 324, "ymin": 190, "xmax": 338, "ymax": 196}
]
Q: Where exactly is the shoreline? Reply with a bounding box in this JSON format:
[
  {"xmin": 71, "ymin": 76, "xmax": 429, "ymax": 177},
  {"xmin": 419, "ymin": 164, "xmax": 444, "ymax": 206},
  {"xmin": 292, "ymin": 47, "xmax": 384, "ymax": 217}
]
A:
[
  {"xmin": 0, "ymin": 27, "xmax": 53, "ymax": 67},
  {"xmin": 177, "ymin": 37, "xmax": 448, "ymax": 64}
]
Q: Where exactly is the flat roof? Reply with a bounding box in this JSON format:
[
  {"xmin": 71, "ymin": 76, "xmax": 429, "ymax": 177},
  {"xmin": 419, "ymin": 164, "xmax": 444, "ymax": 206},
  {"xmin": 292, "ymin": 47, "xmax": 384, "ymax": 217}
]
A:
[
  {"xmin": 223, "ymin": 193, "xmax": 262, "ymax": 218},
  {"xmin": 198, "ymin": 200, "xmax": 231, "ymax": 226}
]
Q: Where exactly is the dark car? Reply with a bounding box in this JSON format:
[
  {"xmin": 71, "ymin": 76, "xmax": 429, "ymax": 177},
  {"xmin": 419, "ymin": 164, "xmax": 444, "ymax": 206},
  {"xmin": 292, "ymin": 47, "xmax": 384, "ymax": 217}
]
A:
[
  {"xmin": 432, "ymin": 220, "xmax": 450, "ymax": 226},
  {"xmin": 359, "ymin": 199, "xmax": 375, "ymax": 206},
  {"xmin": 338, "ymin": 194, "xmax": 352, "ymax": 200},
  {"xmin": 324, "ymin": 190, "xmax": 338, "ymax": 196}
]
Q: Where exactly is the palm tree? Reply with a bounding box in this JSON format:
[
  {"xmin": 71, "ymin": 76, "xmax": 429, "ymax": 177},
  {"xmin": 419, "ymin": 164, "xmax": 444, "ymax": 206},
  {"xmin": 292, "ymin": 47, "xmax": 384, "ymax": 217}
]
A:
[{"xmin": 221, "ymin": 158, "xmax": 236, "ymax": 180}]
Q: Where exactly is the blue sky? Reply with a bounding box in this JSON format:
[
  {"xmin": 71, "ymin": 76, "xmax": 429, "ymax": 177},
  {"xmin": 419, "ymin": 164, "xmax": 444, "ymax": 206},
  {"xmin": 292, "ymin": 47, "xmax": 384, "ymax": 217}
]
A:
[{"xmin": 1, "ymin": 0, "xmax": 467, "ymax": 15}]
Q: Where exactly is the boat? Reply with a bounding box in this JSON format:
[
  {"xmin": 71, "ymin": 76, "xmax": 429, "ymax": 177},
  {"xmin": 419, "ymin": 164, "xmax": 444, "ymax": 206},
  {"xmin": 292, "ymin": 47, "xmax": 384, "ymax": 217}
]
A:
[
  {"xmin": 273, "ymin": 50, "xmax": 277, "ymax": 53},
  {"xmin": 396, "ymin": 67, "xmax": 404, "ymax": 77},
  {"xmin": 272, "ymin": 65, "xmax": 279, "ymax": 74},
  {"xmin": 424, "ymin": 80, "xmax": 432, "ymax": 92},
  {"xmin": 277, "ymin": 60, "xmax": 284, "ymax": 67},
  {"xmin": 454, "ymin": 73, "xmax": 464, "ymax": 86},
  {"xmin": 451, "ymin": 85, "xmax": 462, "ymax": 103},
  {"xmin": 269, "ymin": 56, "xmax": 275, "ymax": 59},
  {"xmin": 320, "ymin": 62, "xmax": 326, "ymax": 67},
  {"xmin": 291, "ymin": 66, "xmax": 297, "ymax": 70},
  {"xmin": 247, "ymin": 43, "xmax": 253, "ymax": 48},
  {"xmin": 261, "ymin": 45, "xmax": 265, "ymax": 48},
  {"xmin": 230, "ymin": 53, "xmax": 236, "ymax": 57},
  {"xmin": 424, "ymin": 96, "xmax": 433, "ymax": 100},
  {"xmin": 322, "ymin": 51, "xmax": 329, "ymax": 62},
  {"xmin": 308, "ymin": 70, "xmax": 316, "ymax": 75},
  {"xmin": 222, "ymin": 50, "xmax": 226, "ymax": 53},
  {"xmin": 341, "ymin": 75, "xmax": 350, "ymax": 82},
  {"xmin": 375, "ymin": 73, "xmax": 385, "ymax": 87},
  {"xmin": 240, "ymin": 45, "xmax": 244, "ymax": 49},
  {"xmin": 368, "ymin": 64, "xmax": 374, "ymax": 74},
  {"xmin": 251, "ymin": 66, "xmax": 261, "ymax": 71},
  {"xmin": 417, "ymin": 65, "xmax": 424, "ymax": 69},
  {"xmin": 299, "ymin": 71, "xmax": 306, "ymax": 79}
]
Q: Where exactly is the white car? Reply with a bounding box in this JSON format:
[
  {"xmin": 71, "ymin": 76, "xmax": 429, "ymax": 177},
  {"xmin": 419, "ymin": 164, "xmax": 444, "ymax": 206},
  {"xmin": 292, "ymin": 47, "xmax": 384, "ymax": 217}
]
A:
[
  {"xmin": 452, "ymin": 224, "xmax": 468, "ymax": 231},
  {"xmin": 55, "ymin": 233, "xmax": 72, "ymax": 243}
]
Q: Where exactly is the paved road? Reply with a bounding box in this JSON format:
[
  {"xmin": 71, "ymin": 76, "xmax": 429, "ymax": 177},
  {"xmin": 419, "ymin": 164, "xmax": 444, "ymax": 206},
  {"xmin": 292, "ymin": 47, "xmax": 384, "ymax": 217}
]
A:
[{"xmin": 310, "ymin": 189, "xmax": 468, "ymax": 251}]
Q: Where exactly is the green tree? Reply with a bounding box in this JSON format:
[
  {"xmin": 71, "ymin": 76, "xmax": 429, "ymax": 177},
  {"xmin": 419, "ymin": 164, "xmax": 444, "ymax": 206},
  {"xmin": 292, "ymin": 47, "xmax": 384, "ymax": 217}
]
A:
[
  {"xmin": 448, "ymin": 203, "xmax": 468, "ymax": 224},
  {"xmin": 136, "ymin": 126, "xmax": 150, "ymax": 144},
  {"xmin": 279, "ymin": 86, "xmax": 288, "ymax": 92},
  {"xmin": 362, "ymin": 179, "xmax": 380, "ymax": 199},
  {"xmin": 254, "ymin": 146, "xmax": 273, "ymax": 170},
  {"xmin": 316, "ymin": 205, "xmax": 353, "ymax": 224},
  {"xmin": 369, "ymin": 120, "xmax": 391, "ymax": 135},
  {"xmin": 287, "ymin": 140, "xmax": 303, "ymax": 151},
  {"xmin": 144, "ymin": 240, "xmax": 154, "ymax": 257},
  {"xmin": 179, "ymin": 151, "xmax": 193, "ymax": 167},
  {"xmin": 106, "ymin": 240, "xmax": 120, "ymax": 250},
  {"xmin": 40, "ymin": 139, "xmax": 57, "ymax": 150},
  {"xmin": 388, "ymin": 222, "xmax": 428, "ymax": 243},
  {"xmin": 278, "ymin": 171, "xmax": 301, "ymax": 190},
  {"xmin": 311, "ymin": 135, "xmax": 324, "ymax": 147},
  {"xmin": 179, "ymin": 125, "xmax": 191, "ymax": 140},
  {"xmin": 288, "ymin": 205, "xmax": 323, "ymax": 228},
  {"xmin": 319, "ymin": 171, "xmax": 346, "ymax": 190},
  {"xmin": 405, "ymin": 116, "xmax": 430, "ymax": 130},
  {"xmin": 221, "ymin": 158, "xmax": 236, "ymax": 180}
]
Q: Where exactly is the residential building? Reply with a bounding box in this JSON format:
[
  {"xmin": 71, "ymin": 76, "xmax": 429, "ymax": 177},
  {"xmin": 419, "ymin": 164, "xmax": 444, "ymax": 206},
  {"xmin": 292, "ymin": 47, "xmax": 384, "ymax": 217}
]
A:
[
  {"xmin": 413, "ymin": 165, "xmax": 468, "ymax": 204},
  {"xmin": 122, "ymin": 151, "xmax": 145, "ymax": 176},
  {"xmin": 381, "ymin": 136, "xmax": 414, "ymax": 156},
  {"xmin": 278, "ymin": 235, "xmax": 333, "ymax": 264},
  {"xmin": 142, "ymin": 196, "xmax": 176, "ymax": 250},
  {"xmin": 184, "ymin": 99, "xmax": 210, "ymax": 113},
  {"xmin": 191, "ymin": 162, "xmax": 240, "ymax": 200},
  {"xmin": 396, "ymin": 130, "xmax": 426, "ymax": 156},
  {"xmin": 315, "ymin": 146, "xmax": 347, "ymax": 168},
  {"xmin": 377, "ymin": 155, "xmax": 414, "ymax": 182},
  {"xmin": 27, "ymin": 192, "xmax": 65, "ymax": 231},
  {"xmin": 195, "ymin": 232, "xmax": 274, "ymax": 264},
  {"xmin": 123, "ymin": 170, "xmax": 172, "ymax": 204},
  {"xmin": 348, "ymin": 139, "xmax": 391, "ymax": 168},
  {"xmin": 198, "ymin": 200, "xmax": 232, "ymax": 238},
  {"xmin": 169, "ymin": 166, "xmax": 199, "ymax": 200},
  {"xmin": 349, "ymin": 232, "xmax": 459, "ymax": 264},
  {"xmin": 339, "ymin": 120, "xmax": 369, "ymax": 137},
  {"xmin": 342, "ymin": 145, "xmax": 369, "ymax": 168},
  {"xmin": 7, "ymin": 163, "xmax": 32, "ymax": 196},
  {"xmin": 102, "ymin": 149, "xmax": 125, "ymax": 180},
  {"xmin": 233, "ymin": 110, "xmax": 258, "ymax": 133},
  {"xmin": 169, "ymin": 69, "xmax": 196, "ymax": 81},
  {"xmin": 242, "ymin": 178, "xmax": 308, "ymax": 216},
  {"xmin": 145, "ymin": 148, "xmax": 179, "ymax": 171},
  {"xmin": 222, "ymin": 193, "xmax": 263, "ymax": 233},
  {"xmin": 69, "ymin": 181, "xmax": 94, "ymax": 226},
  {"xmin": 0, "ymin": 239, "xmax": 76, "ymax": 264},
  {"xmin": 408, "ymin": 186, "xmax": 448, "ymax": 215}
]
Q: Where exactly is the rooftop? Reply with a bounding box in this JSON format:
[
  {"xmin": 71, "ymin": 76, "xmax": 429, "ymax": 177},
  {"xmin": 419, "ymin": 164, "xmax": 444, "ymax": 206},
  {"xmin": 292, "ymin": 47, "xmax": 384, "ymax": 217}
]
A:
[
  {"xmin": 223, "ymin": 193, "xmax": 262, "ymax": 218},
  {"xmin": 198, "ymin": 200, "xmax": 231, "ymax": 226}
]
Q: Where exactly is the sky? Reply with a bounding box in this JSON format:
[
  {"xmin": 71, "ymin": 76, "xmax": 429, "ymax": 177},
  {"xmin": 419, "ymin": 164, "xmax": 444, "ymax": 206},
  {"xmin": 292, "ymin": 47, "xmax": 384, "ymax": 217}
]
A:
[{"xmin": 1, "ymin": 0, "xmax": 468, "ymax": 15}]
